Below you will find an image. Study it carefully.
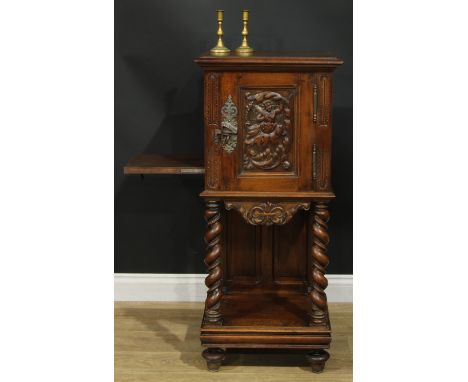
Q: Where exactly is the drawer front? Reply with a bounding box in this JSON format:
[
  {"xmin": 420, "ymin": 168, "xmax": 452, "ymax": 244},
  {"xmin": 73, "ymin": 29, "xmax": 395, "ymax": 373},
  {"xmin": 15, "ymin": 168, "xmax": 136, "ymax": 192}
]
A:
[{"xmin": 204, "ymin": 71, "xmax": 331, "ymax": 192}]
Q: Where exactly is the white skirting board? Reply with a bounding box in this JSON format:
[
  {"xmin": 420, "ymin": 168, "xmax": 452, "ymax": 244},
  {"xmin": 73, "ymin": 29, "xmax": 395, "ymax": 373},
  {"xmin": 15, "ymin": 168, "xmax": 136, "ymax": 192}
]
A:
[{"xmin": 114, "ymin": 273, "xmax": 353, "ymax": 302}]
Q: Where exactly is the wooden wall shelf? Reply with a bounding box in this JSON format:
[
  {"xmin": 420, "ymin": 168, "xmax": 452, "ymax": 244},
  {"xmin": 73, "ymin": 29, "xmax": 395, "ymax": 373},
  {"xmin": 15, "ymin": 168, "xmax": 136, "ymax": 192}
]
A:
[{"xmin": 124, "ymin": 154, "xmax": 204, "ymax": 175}]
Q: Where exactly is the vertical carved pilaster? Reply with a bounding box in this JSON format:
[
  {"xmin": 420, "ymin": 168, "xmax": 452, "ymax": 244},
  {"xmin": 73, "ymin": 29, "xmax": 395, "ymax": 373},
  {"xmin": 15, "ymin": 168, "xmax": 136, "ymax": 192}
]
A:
[
  {"xmin": 309, "ymin": 202, "xmax": 330, "ymax": 326},
  {"xmin": 205, "ymin": 73, "xmax": 220, "ymax": 190},
  {"xmin": 204, "ymin": 200, "xmax": 223, "ymax": 325}
]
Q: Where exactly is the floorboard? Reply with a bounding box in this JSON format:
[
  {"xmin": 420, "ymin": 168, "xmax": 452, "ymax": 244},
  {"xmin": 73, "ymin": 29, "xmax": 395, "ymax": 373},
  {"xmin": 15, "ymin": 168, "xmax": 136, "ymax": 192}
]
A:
[{"xmin": 115, "ymin": 302, "xmax": 352, "ymax": 381}]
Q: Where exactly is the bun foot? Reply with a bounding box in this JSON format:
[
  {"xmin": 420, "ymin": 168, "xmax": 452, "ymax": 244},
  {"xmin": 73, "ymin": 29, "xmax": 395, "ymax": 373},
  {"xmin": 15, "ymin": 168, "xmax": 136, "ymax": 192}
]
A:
[
  {"xmin": 306, "ymin": 350, "xmax": 330, "ymax": 373},
  {"xmin": 202, "ymin": 348, "xmax": 225, "ymax": 372}
]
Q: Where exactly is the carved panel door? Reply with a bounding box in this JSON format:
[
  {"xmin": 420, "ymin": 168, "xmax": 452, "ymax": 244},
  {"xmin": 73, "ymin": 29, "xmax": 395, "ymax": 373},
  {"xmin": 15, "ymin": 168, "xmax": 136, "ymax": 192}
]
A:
[{"xmin": 219, "ymin": 72, "xmax": 315, "ymax": 192}]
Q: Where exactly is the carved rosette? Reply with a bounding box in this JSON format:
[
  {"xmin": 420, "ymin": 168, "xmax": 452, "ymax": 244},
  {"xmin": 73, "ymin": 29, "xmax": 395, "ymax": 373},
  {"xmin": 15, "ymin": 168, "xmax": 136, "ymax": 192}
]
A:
[
  {"xmin": 203, "ymin": 201, "xmax": 223, "ymax": 325},
  {"xmin": 309, "ymin": 202, "xmax": 330, "ymax": 326},
  {"xmin": 225, "ymin": 201, "xmax": 309, "ymax": 226},
  {"xmin": 243, "ymin": 90, "xmax": 293, "ymax": 171}
]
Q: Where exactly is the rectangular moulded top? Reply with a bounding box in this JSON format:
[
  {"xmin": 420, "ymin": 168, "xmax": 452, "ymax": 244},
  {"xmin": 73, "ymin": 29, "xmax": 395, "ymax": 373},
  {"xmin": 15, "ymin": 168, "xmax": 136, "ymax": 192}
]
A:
[{"xmin": 195, "ymin": 51, "xmax": 343, "ymax": 71}]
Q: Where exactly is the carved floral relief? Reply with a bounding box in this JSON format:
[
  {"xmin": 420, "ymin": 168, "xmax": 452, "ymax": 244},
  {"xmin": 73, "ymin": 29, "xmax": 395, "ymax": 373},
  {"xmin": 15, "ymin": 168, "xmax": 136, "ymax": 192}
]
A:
[
  {"xmin": 242, "ymin": 90, "xmax": 294, "ymax": 171},
  {"xmin": 225, "ymin": 201, "xmax": 309, "ymax": 226}
]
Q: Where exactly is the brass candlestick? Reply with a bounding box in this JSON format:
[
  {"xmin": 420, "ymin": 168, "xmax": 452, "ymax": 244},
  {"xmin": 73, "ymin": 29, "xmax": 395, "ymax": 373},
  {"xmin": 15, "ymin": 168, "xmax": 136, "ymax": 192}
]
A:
[
  {"xmin": 235, "ymin": 10, "xmax": 254, "ymax": 55},
  {"xmin": 210, "ymin": 10, "xmax": 230, "ymax": 56}
]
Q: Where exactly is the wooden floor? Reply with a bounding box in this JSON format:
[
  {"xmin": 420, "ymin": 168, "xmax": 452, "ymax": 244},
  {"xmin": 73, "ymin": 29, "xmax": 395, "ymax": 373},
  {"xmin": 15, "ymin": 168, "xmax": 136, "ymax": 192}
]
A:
[{"xmin": 115, "ymin": 302, "xmax": 352, "ymax": 381}]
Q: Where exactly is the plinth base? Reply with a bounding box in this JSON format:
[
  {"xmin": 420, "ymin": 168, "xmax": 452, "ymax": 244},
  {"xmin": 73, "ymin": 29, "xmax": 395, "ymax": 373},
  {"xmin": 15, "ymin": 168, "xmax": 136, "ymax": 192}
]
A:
[{"xmin": 200, "ymin": 286, "xmax": 331, "ymax": 371}]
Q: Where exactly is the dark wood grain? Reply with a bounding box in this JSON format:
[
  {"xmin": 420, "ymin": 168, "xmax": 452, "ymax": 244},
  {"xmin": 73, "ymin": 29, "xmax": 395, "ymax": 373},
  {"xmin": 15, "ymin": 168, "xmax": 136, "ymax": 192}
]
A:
[
  {"xmin": 203, "ymin": 201, "xmax": 223, "ymax": 326},
  {"xmin": 273, "ymin": 211, "xmax": 308, "ymax": 285},
  {"xmin": 194, "ymin": 51, "xmax": 342, "ymax": 373},
  {"xmin": 123, "ymin": 154, "xmax": 204, "ymax": 175},
  {"xmin": 121, "ymin": 51, "xmax": 343, "ymax": 374},
  {"xmin": 306, "ymin": 350, "xmax": 330, "ymax": 373},
  {"xmin": 201, "ymin": 348, "xmax": 225, "ymax": 372},
  {"xmin": 195, "ymin": 51, "xmax": 343, "ymax": 71},
  {"xmin": 220, "ymin": 287, "xmax": 319, "ymax": 328},
  {"xmin": 309, "ymin": 202, "xmax": 331, "ymax": 326},
  {"xmin": 200, "ymin": 190, "xmax": 335, "ymax": 199},
  {"xmin": 224, "ymin": 210, "xmax": 259, "ymax": 286},
  {"xmin": 201, "ymin": 286, "xmax": 331, "ymax": 349},
  {"xmin": 115, "ymin": 302, "xmax": 353, "ymax": 379},
  {"xmin": 225, "ymin": 201, "xmax": 310, "ymax": 226}
]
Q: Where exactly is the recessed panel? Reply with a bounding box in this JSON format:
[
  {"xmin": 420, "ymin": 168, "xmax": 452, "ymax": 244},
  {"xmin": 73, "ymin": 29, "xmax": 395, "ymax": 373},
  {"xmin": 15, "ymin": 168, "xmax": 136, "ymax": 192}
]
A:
[
  {"xmin": 273, "ymin": 211, "xmax": 308, "ymax": 284},
  {"xmin": 239, "ymin": 87, "xmax": 297, "ymax": 176},
  {"xmin": 225, "ymin": 210, "xmax": 259, "ymax": 285}
]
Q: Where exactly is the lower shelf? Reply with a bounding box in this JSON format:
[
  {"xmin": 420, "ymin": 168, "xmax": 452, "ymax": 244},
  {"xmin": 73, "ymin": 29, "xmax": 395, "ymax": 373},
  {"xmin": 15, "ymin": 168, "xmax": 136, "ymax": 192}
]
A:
[{"xmin": 200, "ymin": 287, "xmax": 331, "ymax": 350}]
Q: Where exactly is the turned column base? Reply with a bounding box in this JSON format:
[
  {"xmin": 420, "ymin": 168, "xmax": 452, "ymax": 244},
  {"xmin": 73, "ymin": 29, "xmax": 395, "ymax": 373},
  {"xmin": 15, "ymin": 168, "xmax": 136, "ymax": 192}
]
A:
[
  {"xmin": 306, "ymin": 350, "xmax": 330, "ymax": 373},
  {"xmin": 309, "ymin": 306, "xmax": 329, "ymax": 327},
  {"xmin": 202, "ymin": 348, "xmax": 226, "ymax": 372},
  {"xmin": 204, "ymin": 309, "xmax": 223, "ymax": 326}
]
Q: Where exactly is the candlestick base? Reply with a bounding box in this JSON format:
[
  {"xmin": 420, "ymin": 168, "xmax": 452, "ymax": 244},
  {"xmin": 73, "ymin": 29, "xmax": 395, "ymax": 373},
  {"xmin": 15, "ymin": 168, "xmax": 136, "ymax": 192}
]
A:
[
  {"xmin": 235, "ymin": 46, "xmax": 254, "ymax": 56},
  {"xmin": 210, "ymin": 46, "xmax": 231, "ymax": 56}
]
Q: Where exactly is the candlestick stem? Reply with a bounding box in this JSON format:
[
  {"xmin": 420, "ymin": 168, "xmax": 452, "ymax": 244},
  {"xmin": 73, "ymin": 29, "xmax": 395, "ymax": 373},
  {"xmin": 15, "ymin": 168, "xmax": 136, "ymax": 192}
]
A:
[
  {"xmin": 210, "ymin": 10, "xmax": 230, "ymax": 56},
  {"xmin": 235, "ymin": 10, "xmax": 254, "ymax": 55}
]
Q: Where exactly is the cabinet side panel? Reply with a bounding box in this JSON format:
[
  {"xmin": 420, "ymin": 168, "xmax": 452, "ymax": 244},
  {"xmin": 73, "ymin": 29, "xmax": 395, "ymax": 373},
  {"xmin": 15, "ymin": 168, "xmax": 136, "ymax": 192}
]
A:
[{"xmin": 273, "ymin": 211, "xmax": 308, "ymax": 285}]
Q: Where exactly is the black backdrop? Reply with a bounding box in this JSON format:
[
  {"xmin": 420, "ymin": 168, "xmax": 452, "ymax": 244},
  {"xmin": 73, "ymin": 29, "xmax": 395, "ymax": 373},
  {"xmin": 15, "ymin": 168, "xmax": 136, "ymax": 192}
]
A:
[{"xmin": 115, "ymin": 0, "xmax": 353, "ymax": 274}]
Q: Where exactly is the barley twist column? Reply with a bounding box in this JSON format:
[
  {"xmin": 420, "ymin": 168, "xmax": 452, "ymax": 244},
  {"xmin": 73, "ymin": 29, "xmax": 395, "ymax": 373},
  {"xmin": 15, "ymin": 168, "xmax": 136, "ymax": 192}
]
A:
[
  {"xmin": 309, "ymin": 202, "xmax": 330, "ymax": 326},
  {"xmin": 203, "ymin": 200, "xmax": 223, "ymax": 325}
]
